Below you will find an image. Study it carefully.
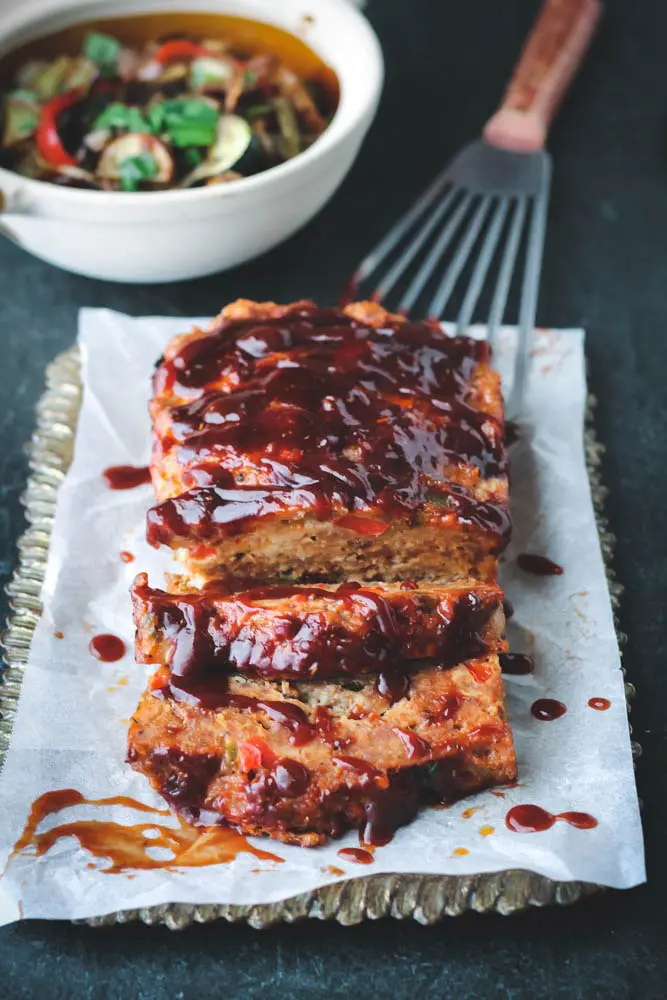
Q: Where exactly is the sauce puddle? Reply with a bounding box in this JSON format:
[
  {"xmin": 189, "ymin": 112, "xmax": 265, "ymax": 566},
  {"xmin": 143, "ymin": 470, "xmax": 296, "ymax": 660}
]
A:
[
  {"xmin": 89, "ymin": 633, "xmax": 126, "ymax": 662},
  {"xmin": 588, "ymin": 697, "xmax": 611, "ymax": 711},
  {"xmin": 506, "ymin": 804, "xmax": 597, "ymax": 834},
  {"xmin": 8, "ymin": 789, "xmax": 283, "ymax": 873},
  {"xmin": 517, "ymin": 553, "xmax": 564, "ymax": 576},
  {"xmin": 103, "ymin": 465, "xmax": 151, "ymax": 490},
  {"xmin": 499, "ymin": 653, "xmax": 534, "ymax": 675},
  {"xmin": 530, "ymin": 698, "xmax": 567, "ymax": 721},
  {"xmin": 337, "ymin": 847, "xmax": 374, "ymax": 865}
]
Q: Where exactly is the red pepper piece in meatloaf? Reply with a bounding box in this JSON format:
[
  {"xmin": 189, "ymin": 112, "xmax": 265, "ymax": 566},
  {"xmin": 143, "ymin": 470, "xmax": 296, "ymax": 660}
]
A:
[
  {"xmin": 146, "ymin": 300, "xmax": 509, "ymax": 584},
  {"xmin": 127, "ymin": 654, "xmax": 516, "ymax": 847},
  {"xmin": 132, "ymin": 573, "xmax": 507, "ymax": 682}
]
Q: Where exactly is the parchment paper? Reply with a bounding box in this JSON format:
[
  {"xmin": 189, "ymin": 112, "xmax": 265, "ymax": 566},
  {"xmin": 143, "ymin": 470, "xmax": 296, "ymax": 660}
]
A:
[{"xmin": 0, "ymin": 310, "xmax": 645, "ymax": 925}]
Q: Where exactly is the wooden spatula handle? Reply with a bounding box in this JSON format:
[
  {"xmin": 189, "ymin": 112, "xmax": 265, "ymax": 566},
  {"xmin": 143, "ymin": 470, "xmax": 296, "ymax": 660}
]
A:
[{"xmin": 484, "ymin": 0, "xmax": 602, "ymax": 152}]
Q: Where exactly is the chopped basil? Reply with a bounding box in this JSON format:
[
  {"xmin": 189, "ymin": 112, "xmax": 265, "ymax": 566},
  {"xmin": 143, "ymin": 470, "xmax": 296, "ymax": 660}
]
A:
[
  {"xmin": 83, "ymin": 32, "xmax": 122, "ymax": 73},
  {"xmin": 92, "ymin": 102, "xmax": 151, "ymax": 134},
  {"xmin": 118, "ymin": 151, "xmax": 159, "ymax": 191},
  {"xmin": 184, "ymin": 146, "xmax": 204, "ymax": 166},
  {"xmin": 149, "ymin": 98, "xmax": 219, "ymax": 148}
]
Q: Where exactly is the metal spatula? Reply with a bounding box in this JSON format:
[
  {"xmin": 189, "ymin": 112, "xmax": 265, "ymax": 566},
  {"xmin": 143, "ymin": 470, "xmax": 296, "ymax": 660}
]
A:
[{"xmin": 353, "ymin": 0, "xmax": 601, "ymax": 417}]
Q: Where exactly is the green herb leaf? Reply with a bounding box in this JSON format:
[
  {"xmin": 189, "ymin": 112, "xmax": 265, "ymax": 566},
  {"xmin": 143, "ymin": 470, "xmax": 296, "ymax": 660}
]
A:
[
  {"xmin": 184, "ymin": 146, "xmax": 204, "ymax": 166},
  {"xmin": 147, "ymin": 103, "xmax": 166, "ymax": 134},
  {"xmin": 150, "ymin": 98, "xmax": 220, "ymax": 148},
  {"xmin": 92, "ymin": 102, "xmax": 151, "ymax": 134},
  {"xmin": 83, "ymin": 32, "xmax": 122, "ymax": 72},
  {"xmin": 118, "ymin": 151, "xmax": 159, "ymax": 191}
]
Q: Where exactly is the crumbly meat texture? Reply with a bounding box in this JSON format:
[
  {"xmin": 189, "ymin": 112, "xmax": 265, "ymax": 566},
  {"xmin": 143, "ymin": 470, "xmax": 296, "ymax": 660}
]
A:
[
  {"xmin": 132, "ymin": 572, "xmax": 507, "ymax": 681},
  {"xmin": 146, "ymin": 300, "xmax": 509, "ymax": 584},
  {"xmin": 127, "ymin": 655, "xmax": 516, "ymax": 847}
]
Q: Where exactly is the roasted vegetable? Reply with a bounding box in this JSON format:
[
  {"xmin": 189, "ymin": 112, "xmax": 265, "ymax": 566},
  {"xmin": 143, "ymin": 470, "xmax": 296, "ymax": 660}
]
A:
[
  {"xmin": 2, "ymin": 91, "xmax": 40, "ymax": 146},
  {"xmin": 97, "ymin": 133, "xmax": 173, "ymax": 190},
  {"xmin": 0, "ymin": 27, "xmax": 336, "ymax": 191},
  {"xmin": 180, "ymin": 114, "xmax": 252, "ymax": 186}
]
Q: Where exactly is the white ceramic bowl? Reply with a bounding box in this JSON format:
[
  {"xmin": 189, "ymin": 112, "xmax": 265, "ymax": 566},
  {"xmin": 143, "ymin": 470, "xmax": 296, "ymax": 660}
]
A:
[{"xmin": 0, "ymin": 0, "xmax": 383, "ymax": 282}]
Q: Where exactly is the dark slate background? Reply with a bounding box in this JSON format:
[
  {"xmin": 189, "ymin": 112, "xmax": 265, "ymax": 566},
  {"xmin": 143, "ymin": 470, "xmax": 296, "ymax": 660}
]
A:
[{"xmin": 1, "ymin": 1, "xmax": 665, "ymax": 997}]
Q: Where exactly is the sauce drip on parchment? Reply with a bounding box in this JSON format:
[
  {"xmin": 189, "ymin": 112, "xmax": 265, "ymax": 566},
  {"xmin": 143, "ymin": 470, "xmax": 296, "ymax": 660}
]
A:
[
  {"xmin": 103, "ymin": 465, "xmax": 151, "ymax": 490},
  {"xmin": 8, "ymin": 789, "xmax": 283, "ymax": 873},
  {"xmin": 505, "ymin": 804, "xmax": 597, "ymax": 834}
]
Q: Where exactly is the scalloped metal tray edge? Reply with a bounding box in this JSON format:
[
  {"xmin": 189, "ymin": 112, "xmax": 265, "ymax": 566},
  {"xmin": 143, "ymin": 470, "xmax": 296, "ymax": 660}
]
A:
[{"xmin": 0, "ymin": 346, "xmax": 640, "ymax": 928}]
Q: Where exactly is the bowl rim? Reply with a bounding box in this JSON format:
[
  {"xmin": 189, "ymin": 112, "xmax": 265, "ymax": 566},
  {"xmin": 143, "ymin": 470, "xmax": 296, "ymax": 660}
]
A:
[{"xmin": 0, "ymin": 0, "xmax": 384, "ymax": 206}]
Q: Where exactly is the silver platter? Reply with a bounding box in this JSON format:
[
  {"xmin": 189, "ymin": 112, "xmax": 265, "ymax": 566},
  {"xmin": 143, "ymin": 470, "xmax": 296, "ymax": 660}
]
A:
[{"xmin": 0, "ymin": 347, "xmax": 639, "ymax": 928}]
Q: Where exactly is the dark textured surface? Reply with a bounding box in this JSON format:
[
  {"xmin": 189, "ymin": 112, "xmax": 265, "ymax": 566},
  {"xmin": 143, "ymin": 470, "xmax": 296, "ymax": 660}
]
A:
[{"xmin": 0, "ymin": 0, "xmax": 665, "ymax": 997}]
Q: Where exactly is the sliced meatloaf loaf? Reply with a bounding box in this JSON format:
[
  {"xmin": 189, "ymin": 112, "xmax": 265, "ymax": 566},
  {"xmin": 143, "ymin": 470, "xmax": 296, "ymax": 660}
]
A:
[
  {"xmin": 132, "ymin": 572, "xmax": 506, "ymax": 681},
  {"xmin": 127, "ymin": 654, "xmax": 516, "ymax": 847},
  {"xmin": 146, "ymin": 299, "xmax": 509, "ymax": 584}
]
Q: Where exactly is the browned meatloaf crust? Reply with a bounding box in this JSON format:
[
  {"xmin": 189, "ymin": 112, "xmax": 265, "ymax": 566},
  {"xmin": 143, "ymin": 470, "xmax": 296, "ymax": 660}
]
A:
[
  {"xmin": 132, "ymin": 572, "xmax": 507, "ymax": 681},
  {"xmin": 145, "ymin": 300, "xmax": 509, "ymax": 584},
  {"xmin": 127, "ymin": 655, "xmax": 516, "ymax": 847}
]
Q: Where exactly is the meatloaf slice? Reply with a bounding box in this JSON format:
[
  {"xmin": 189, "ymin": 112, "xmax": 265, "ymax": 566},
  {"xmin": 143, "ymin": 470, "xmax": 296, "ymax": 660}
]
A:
[
  {"xmin": 132, "ymin": 573, "xmax": 507, "ymax": 681},
  {"xmin": 146, "ymin": 299, "xmax": 509, "ymax": 584},
  {"xmin": 127, "ymin": 655, "xmax": 516, "ymax": 847}
]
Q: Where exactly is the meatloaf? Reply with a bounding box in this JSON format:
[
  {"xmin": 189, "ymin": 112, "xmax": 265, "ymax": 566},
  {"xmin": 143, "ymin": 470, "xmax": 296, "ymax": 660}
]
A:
[
  {"xmin": 146, "ymin": 299, "xmax": 509, "ymax": 584},
  {"xmin": 127, "ymin": 654, "xmax": 517, "ymax": 846},
  {"xmin": 132, "ymin": 572, "xmax": 506, "ymax": 681}
]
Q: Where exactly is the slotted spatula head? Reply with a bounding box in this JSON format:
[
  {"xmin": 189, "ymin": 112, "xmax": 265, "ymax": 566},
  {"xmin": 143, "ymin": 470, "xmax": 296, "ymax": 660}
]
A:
[{"xmin": 353, "ymin": 0, "xmax": 601, "ymax": 419}]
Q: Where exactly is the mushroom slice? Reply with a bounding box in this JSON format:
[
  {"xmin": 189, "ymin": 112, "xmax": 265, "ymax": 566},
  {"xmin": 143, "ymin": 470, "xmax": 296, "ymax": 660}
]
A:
[
  {"xmin": 2, "ymin": 91, "xmax": 40, "ymax": 147},
  {"xmin": 190, "ymin": 56, "xmax": 236, "ymax": 92},
  {"xmin": 97, "ymin": 133, "xmax": 174, "ymax": 185},
  {"xmin": 180, "ymin": 114, "xmax": 251, "ymax": 187}
]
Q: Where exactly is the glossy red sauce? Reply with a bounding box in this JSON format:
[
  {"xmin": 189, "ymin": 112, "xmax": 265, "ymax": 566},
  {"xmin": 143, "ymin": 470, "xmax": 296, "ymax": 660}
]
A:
[
  {"xmin": 437, "ymin": 693, "xmax": 464, "ymax": 721},
  {"xmin": 271, "ymin": 759, "xmax": 311, "ymax": 797},
  {"xmin": 103, "ymin": 465, "xmax": 151, "ymax": 490},
  {"xmin": 167, "ymin": 680, "xmax": 316, "ymax": 746},
  {"xmin": 375, "ymin": 670, "xmax": 411, "ymax": 704},
  {"xmin": 499, "ymin": 652, "xmax": 534, "ymax": 675},
  {"xmin": 517, "ymin": 553, "xmax": 564, "ymax": 576},
  {"xmin": 337, "ymin": 847, "xmax": 374, "ymax": 865},
  {"xmin": 89, "ymin": 633, "xmax": 126, "ymax": 662},
  {"xmin": 506, "ymin": 804, "xmax": 598, "ymax": 833},
  {"xmin": 119, "ymin": 550, "xmax": 135, "ymax": 563},
  {"xmin": 134, "ymin": 575, "xmax": 499, "ymax": 682},
  {"xmin": 8, "ymin": 788, "xmax": 283, "ymax": 873},
  {"xmin": 530, "ymin": 698, "xmax": 567, "ymax": 721},
  {"xmin": 588, "ymin": 697, "xmax": 611, "ymax": 711},
  {"xmin": 392, "ymin": 727, "xmax": 430, "ymax": 759},
  {"xmin": 146, "ymin": 306, "xmax": 510, "ymax": 550}
]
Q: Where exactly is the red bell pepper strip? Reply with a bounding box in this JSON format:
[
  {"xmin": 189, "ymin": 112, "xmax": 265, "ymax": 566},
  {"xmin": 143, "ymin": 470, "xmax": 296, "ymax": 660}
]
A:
[
  {"xmin": 36, "ymin": 90, "xmax": 81, "ymax": 168},
  {"xmin": 238, "ymin": 737, "xmax": 278, "ymax": 772},
  {"xmin": 154, "ymin": 40, "xmax": 209, "ymax": 63}
]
